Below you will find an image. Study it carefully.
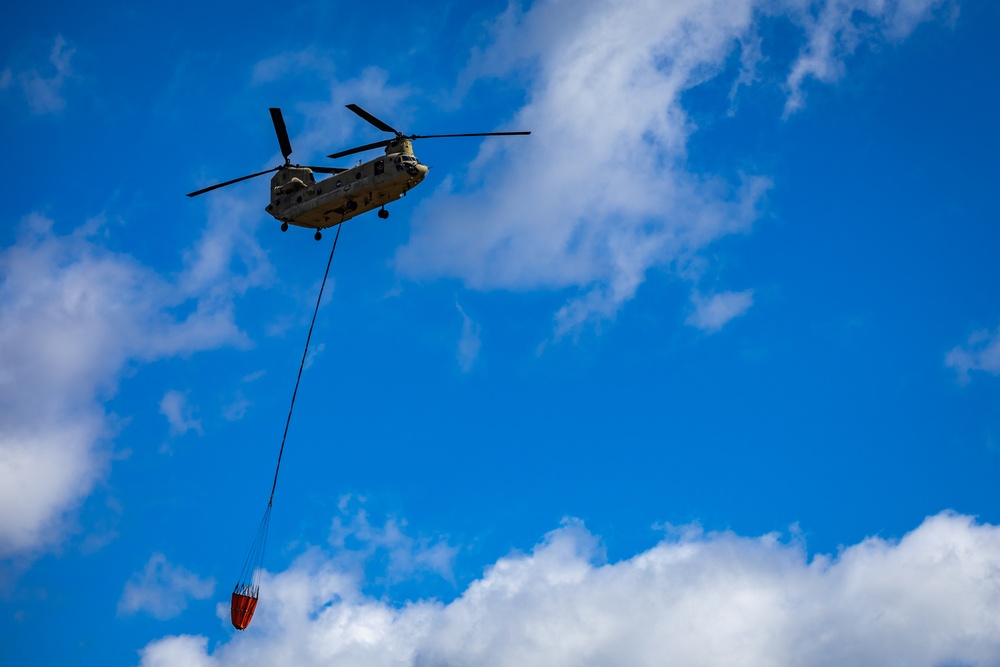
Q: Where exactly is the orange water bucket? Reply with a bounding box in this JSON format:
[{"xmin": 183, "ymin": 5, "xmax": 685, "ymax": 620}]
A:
[{"xmin": 231, "ymin": 590, "xmax": 259, "ymax": 630}]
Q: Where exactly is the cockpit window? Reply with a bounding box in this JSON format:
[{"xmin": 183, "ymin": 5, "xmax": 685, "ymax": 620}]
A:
[{"xmin": 401, "ymin": 155, "xmax": 417, "ymax": 164}]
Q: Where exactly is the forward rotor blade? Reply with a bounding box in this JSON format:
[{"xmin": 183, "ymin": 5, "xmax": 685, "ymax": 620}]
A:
[
  {"xmin": 346, "ymin": 104, "xmax": 399, "ymax": 135},
  {"xmin": 410, "ymin": 131, "xmax": 532, "ymax": 139},
  {"xmin": 270, "ymin": 108, "xmax": 293, "ymax": 161},
  {"xmin": 186, "ymin": 167, "xmax": 279, "ymax": 197},
  {"xmin": 327, "ymin": 139, "xmax": 393, "ymax": 160}
]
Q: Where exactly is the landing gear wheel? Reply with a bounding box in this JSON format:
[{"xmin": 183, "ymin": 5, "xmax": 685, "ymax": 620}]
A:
[
  {"xmin": 314, "ymin": 230, "xmax": 322, "ymax": 241},
  {"xmin": 347, "ymin": 200, "xmax": 358, "ymax": 211},
  {"xmin": 378, "ymin": 208, "xmax": 389, "ymax": 219},
  {"xmin": 281, "ymin": 222, "xmax": 289, "ymax": 232}
]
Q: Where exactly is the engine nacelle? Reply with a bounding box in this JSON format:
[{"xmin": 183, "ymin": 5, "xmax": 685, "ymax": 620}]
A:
[{"xmin": 273, "ymin": 177, "xmax": 307, "ymax": 195}]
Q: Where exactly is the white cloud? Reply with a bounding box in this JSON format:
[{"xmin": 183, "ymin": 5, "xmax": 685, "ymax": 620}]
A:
[
  {"xmin": 393, "ymin": 0, "xmax": 947, "ymax": 337},
  {"xmin": 686, "ymin": 289, "xmax": 755, "ymax": 333},
  {"xmin": 1, "ymin": 35, "xmax": 75, "ymax": 114},
  {"xmin": 328, "ymin": 497, "xmax": 459, "ymax": 586},
  {"xmin": 140, "ymin": 511, "xmax": 1000, "ymax": 666},
  {"xmin": 292, "ymin": 67, "xmax": 414, "ymax": 167},
  {"xmin": 118, "ymin": 553, "xmax": 215, "ymax": 620},
  {"xmin": 946, "ymin": 325, "xmax": 1000, "ymax": 382},
  {"xmin": 456, "ymin": 304, "xmax": 481, "ymax": 373},
  {"xmin": 242, "ymin": 369, "xmax": 266, "ymax": 383},
  {"xmin": 0, "ymin": 418, "xmax": 107, "ymax": 560},
  {"xmin": 251, "ymin": 47, "xmax": 336, "ymax": 86},
  {"xmin": 0, "ymin": 205, "xmax": 269, "ymax": 557},
  {"xmin": 179, "ymin": 193, "xmax": 273, "ymax": 307},
  {"xmin": 159, "ymin": 390, "xmax": 203, "ymax": 436},
  {"xmin": 138, "ymin": 636, "xmax": 219, "ymax": 667},
  {"xmin": 304, "ymin": 342, "xmax": 326, "ymax": 370},
  {"xmin": 222, "ymin": 395, "xmax": 251, "ymax": 422},
  {"xmin": 397, "ymin": 0, "xmax": 767, "ymax": 338},
  {"xmin": 783, "ymin": 0, "xmax": 950, "ymax": 114}
]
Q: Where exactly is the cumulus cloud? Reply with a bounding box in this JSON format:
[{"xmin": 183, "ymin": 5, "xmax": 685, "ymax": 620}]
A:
[
  {"xmin": 0, "ymin": 204, "xmax": 269, "ymax": 557},
  {"xmin": 160, "ymin": 390, "xmax": 203, "ymax": 436},
  {"xmin": 946, "ymin": 324, "xmax": 1000, "ymax": 382},
  {"xmin": 393, "ymin": 0, "xmax": 947, "ymax": 337},
  {"xmin": 140, "ymin": 511, "xmax": 1000, "ymax": 666},
  {"xmin": 1, "ymin": 35, "xmax": 76, "ymax": 114},
  {"xmin": 118, "ymin": 553, "xmax": 215, "ymax": 620},
  {"xmin": 686, "ymin": 289, "xmax": 755, "ymax": 333},
  {"xmin": 138, "ymin": 636, "xmax": 219, "ymax": 667},
  {"xmin": 397, "ymin": 0, "xmax": 767, "ymax": 338}
]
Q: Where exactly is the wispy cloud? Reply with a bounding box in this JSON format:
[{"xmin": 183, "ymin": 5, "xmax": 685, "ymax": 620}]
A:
[
  {"xmin": 328, "ymin": 496, "xmax": 458, "ymax": 586},
  {"xmin": 234, "ymin": 65, "xmax": 415, "ymax": 194},
  {"xmin": 222, "ymin": 395, "xmax": 251, "ymax": 421},
  {"xmin": 946, "ymin": 324, "xmax": 1000, "ymax": 382},
  {"xmin": 304, "ymin": 342, "xmax": 325, "ymax": 370},
  {"xmin": 456, "ymin": 303, "xmax": 481, "ymax": 373},
  {"xmin": 242, "ymin": 369, "xmax": 266, "ymax": 383},
  {"xmin": 1, "ymin": 35, "xmax": 76, "ymax": 114},
  {"xmin": 686, "ymin": 289, "xmax": 755, "ymax": 333},
  {"xmin": 140, "ymin": 511, "xmax": 1000, "ymax": 666},
  {"xmin": 118, "ymin": 554, "xmax": 214, "ymax": 620},
  {"xmin": 783, "ymin": 0, "xmax": 950, "ymax": 115},
  {"xmin": 251, "ymin": 47, "xmax": 336, "ymax": 86},
  {"xmin": 159, "ymin": 391, "xmax": 202, "ymax": 436}
]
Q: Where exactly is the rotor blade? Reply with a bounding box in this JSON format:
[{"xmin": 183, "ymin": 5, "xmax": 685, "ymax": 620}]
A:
[
  {"xmin": 325, "ymin": 130, "xmax": 531, "ymax": 160},
  {"xmin": 270, "ymin": 108, "xmax": 293, "ymax": 161},
  {"xmin": 305, "ymin": 165, "xmax": 348, "ymax": 174},
  {"xmin": 346, "ymin": 104, "xmax": 400, "ymax": 135},
  {"xmin": 409, "ymin": 131, "xmax": 532, "ymax": 139},
  {"xmin": 186, "ymin": 167, "xmax": 279, "ymax": 197},
  {"xmin": 326, "ymin": 139, "xmax": 393, "ymax": 160}
]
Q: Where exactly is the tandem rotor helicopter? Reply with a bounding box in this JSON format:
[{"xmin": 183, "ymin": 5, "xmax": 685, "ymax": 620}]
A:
[{"xmin": 187, "ymin": 106, "xmax": 530, "ymax": 240}]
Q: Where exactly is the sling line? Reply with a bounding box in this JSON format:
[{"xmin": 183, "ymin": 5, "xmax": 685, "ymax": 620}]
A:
[
  {"xmin": 231, "ymin": 224, "xmax": 342, "ymax": 631},
  {"xmin": 270, "ymin": 223, "xmax": 342, "ymax": 504}
]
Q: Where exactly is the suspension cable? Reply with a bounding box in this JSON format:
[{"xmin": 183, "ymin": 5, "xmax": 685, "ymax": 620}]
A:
[{"xmin": 269, "ymin": 225, "xmax": 342, "ymax": 505}]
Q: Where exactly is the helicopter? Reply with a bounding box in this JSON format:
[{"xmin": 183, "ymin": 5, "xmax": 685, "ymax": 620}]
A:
[{"xmin": 187, "ymin": 106, "xmax": 530, "ymax": 240}]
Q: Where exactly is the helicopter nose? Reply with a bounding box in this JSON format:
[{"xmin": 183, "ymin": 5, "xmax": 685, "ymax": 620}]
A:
[{"xmin": 415, "ymin": 163, "xmax": 429, "ymax": 176}]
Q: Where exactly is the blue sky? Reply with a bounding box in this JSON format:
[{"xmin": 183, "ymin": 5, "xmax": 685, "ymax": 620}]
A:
[{"xmin": 2, "ymin": 0, "xmax": 1000, "ymax": 665}]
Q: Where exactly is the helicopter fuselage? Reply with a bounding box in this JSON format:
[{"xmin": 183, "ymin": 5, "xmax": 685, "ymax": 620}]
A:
[
  {"xmin": 186, "ymin": 106, "xmax": 527, "ymax": 236},
  {"xmin": 266, "ymin": 140, "xmax": 427, "ymax": 230}
]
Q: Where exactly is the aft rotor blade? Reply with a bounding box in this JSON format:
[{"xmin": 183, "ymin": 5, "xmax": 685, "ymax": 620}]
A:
[
  {"xmin": 327, "ymin": 139, "xmax": 393, "ymax": 160},
  {"xmin": 186, "ymin": 167, "xmax": 279, "ymax": 197},
  {"xmin": 410, "ymin": 131, "xmax": 532, "ymax": 139},
  {"xmin": 346, "ymin": 104, "xmax": 400, "ymax": 135},
  {"xmin": 306, "ymin": 165, "xmax": 348, "ymax": 174},
  {"xmin": 270, "ymin": 108, "xmax": 293, "ymax": 161}
]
